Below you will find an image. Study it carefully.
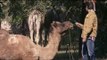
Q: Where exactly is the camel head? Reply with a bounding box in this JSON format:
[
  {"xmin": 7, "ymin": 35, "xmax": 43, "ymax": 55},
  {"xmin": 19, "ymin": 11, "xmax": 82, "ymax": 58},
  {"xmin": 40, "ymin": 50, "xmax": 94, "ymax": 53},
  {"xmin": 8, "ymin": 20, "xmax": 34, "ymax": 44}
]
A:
[
  {"xmin": 62, "ymin": 21, "xmax": 73, "ymax": 30},
  {"xmin": 51, "ymin": 21, "xmax": 73, "ymax": 33}
]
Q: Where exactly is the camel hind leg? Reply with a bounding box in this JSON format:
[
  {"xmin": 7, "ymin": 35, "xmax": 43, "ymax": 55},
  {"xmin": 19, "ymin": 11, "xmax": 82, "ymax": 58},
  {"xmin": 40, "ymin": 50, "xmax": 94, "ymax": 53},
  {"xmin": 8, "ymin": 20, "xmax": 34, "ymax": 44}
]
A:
[
  {"xmin": 30, "ymin": 30, "xmax": 34, "ymax": 42},
  {"xmin": 35, "ymin": 18, "xmax": 41, "ymax": 44}
]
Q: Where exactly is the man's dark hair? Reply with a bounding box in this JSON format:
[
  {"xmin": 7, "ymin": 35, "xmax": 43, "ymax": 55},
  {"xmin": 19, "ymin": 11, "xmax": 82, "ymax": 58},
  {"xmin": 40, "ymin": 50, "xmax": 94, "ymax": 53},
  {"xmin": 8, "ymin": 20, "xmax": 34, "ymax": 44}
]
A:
[{"xmin": 85, "ymin": 2, "xmax": 94, "ymax": 10}]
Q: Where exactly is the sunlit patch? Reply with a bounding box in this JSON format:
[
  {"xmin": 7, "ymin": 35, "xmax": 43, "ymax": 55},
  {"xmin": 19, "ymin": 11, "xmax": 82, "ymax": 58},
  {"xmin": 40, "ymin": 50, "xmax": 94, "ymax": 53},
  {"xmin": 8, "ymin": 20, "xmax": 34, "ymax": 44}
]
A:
[{"xmin": 8, "ymin": 35, "xmax": 19, "ymax": 45}]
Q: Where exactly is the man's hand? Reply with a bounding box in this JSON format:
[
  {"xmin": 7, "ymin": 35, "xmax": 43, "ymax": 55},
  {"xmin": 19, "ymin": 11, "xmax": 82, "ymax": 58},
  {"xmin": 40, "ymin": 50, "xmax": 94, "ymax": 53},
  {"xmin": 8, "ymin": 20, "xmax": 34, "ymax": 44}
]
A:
[
  {"xmin": 91, "ymin": 36, "xmax": 95, "ymax": 41},
  {"xmin": 82, "ymin": 38, "xmax": 87, "ymax": 43},
  {"xmin": 75, "ymin": 22, "xmax": 83, "ymax": 29}
]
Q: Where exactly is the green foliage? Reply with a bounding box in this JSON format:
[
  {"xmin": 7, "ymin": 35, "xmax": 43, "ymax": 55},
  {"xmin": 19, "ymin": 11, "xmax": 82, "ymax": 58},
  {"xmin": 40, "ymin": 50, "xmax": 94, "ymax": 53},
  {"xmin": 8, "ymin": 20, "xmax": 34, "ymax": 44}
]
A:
[{"xmin": 95, "ymin": 1, "xmax": 107, "ymax": 58}]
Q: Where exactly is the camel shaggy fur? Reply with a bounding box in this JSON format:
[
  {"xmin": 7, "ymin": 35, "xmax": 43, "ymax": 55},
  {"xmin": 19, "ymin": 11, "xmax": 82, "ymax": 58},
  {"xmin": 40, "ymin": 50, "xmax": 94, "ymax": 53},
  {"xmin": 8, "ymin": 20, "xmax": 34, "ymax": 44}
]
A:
[{"xmin": 28, "ymin": 9, "xmax": 44, "ymax": 44}]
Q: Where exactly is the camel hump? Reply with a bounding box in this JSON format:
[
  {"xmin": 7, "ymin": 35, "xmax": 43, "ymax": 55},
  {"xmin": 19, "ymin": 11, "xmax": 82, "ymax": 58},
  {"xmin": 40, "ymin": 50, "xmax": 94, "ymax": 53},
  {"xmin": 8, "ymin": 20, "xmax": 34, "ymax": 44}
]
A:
[
  {"xmin": 0, "ymin": 29, "xmax": 9, "ymax": 39},
  {"xmin": 8, "ymin": 35, "xmax": 19, "ymax": 45}
]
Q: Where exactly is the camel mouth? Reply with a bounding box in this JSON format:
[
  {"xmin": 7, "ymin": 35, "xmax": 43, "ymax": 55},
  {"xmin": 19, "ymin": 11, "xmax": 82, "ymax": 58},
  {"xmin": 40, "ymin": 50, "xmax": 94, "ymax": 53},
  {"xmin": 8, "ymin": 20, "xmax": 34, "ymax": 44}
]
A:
[{"xmin": 70, "ymin": 25, "xmax": 74, "ymax": 29}]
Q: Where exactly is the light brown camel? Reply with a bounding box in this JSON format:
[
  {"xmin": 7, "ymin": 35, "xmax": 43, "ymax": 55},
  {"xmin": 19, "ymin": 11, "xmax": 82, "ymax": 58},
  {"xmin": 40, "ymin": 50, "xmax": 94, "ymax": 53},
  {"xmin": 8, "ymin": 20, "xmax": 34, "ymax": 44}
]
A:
[
  {"xmin": 28, "ymin": 9, "xmax": 44, "ymax": 44},
  {"xmin": 39, "ymin": 21, "xmax": 73, "ymax": 60},
  {"xmin": 0, "ymin": 21, "xmax": 73, "ymax": 60}
]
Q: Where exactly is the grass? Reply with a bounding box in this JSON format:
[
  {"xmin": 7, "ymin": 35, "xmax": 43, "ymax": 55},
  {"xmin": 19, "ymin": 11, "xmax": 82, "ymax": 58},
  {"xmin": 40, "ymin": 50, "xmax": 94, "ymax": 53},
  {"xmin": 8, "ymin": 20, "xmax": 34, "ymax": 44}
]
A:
[
  {"xmin": 54, "ymin": 50, "xmax": 79, "ymax": 60},
  {"xmin": 53, "ymin": 50, "xmax": 107, "ymax": 60}
]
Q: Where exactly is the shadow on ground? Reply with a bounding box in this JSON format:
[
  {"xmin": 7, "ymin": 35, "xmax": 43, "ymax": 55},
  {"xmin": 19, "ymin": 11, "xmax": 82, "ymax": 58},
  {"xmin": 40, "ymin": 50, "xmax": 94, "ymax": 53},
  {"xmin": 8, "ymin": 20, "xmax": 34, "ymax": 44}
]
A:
[
  {"xmin": 54, "ymin": 51, "xmax": 79, "ymax": 60},
  {"xmin": 53, "ymin": 51, "xmax": 107, "ymax": 60}
]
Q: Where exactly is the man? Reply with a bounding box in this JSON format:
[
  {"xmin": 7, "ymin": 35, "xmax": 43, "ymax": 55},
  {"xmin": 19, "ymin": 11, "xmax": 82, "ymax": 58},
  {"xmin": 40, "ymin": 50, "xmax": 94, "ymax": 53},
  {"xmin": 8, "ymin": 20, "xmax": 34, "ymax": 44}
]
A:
[
  {"xmin": 76, "ymin": 1, "xmax": 98, "ymax": 60},
  {"xmin": 84, "ymin": 0, "xmax": 96, "ymax": 11}
]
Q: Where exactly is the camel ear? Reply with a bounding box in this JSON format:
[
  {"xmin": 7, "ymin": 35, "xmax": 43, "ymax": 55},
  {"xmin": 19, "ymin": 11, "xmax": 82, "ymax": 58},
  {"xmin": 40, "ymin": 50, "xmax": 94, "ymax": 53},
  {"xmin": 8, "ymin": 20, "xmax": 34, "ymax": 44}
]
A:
[
  {"xmin": 51, "ymin": 21, "xmax": 54, "ymax": 26},
  {"xmin": 51, "ymin": 21, "xmax": 62, "ymax": 31},
  {"xmin": 51, "ymin": 21, "xmax": 57, "ymax": 27},
  {"xmin": 51, "ymin": 21, "xmax": 56, "ymax": 29}
]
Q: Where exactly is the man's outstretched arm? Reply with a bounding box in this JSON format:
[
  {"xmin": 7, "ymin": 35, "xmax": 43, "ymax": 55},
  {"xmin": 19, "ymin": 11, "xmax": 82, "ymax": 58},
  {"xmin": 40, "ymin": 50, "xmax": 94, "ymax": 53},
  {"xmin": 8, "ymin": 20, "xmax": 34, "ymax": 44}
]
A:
[{"xmin": 75, "ymin": 22, "xmax": 83, "ymax": 29}]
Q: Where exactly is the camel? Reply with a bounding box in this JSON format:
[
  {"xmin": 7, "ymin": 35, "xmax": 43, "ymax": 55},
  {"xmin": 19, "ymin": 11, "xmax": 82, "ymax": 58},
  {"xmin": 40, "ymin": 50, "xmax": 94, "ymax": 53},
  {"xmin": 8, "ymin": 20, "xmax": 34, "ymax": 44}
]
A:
[
  {"xmin": 0, "ymin": 21, "xmax": 73, "ymax": 60},
  {"xmin": 39, "ymin": 21, "xmax": 73, "ymax": 60},
  {"xmin": 28, "ymin": 9, "xmax": 44, "ymax": 44}
]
